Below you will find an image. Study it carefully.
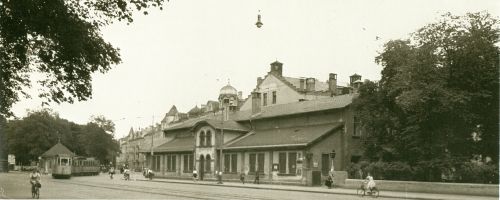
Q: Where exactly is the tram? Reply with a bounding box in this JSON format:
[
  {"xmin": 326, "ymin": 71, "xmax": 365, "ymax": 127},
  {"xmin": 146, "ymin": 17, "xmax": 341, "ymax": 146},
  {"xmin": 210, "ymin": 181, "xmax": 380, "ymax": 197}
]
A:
[{"xmin": 48, "ymin": 154, "xmax": 100, "ymax": 178}]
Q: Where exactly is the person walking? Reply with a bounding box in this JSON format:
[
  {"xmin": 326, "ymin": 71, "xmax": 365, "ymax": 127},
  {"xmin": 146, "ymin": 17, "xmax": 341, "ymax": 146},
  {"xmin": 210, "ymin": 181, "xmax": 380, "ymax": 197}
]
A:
[
  {"xmin": 217, "ymin": 171, "xmax": 223, "ymax": 184},
  {"xmin": 240, "ymin": 172, "xmax": 245, "ymax": 184},
  {"xmin": 328, "ymin": 167, "xmax": 335, "ymax": 188},
  {"xmin": 253, "ymin": 169, "xmax": 260, "ymax": 184},
  {"xmin": 192, "ymin": 168, "xmax": 198, "ymax": 182}
]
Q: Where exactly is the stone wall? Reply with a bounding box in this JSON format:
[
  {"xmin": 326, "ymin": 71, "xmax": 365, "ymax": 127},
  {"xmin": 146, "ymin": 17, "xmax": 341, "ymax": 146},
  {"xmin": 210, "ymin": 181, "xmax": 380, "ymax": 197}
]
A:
[{"xmin": 343, "ymin": 179, "xmax": 499, "ymax": 196}]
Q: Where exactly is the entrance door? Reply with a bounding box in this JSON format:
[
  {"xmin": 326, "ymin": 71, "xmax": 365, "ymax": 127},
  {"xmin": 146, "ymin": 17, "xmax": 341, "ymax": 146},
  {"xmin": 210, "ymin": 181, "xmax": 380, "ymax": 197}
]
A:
[
  {"xmin": 321, "ymin": 153, "xmax": 330, "ymax": 175},
  {"xmin": 199, "ymin": 155, "xmax": 205, "ymax": 180},
  {"xmin": 288, "ymin": 152, "xmax": 297, "ymax": 175}
]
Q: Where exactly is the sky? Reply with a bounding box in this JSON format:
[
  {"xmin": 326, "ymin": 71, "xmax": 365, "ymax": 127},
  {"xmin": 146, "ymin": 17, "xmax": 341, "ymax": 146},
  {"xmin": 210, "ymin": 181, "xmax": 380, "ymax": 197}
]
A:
[{"xmin": 10, "ymin": 0, "xmax": 500, "ymax": 139}]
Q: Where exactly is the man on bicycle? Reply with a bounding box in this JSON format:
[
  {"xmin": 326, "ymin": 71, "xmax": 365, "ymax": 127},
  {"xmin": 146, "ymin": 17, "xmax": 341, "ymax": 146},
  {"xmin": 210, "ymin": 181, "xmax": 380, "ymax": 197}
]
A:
[
  {"xmin": 365, "ymin": 173, "xmax": 376, "ymax": 192},
  {"xmin": 29, "ymin": 168, "xmax": 41, "ymax": 192}
]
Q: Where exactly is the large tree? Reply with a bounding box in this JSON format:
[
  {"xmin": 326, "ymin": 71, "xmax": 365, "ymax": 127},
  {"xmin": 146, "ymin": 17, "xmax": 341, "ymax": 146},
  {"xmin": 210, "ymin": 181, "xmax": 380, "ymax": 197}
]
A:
[
  {"xmin": 6, "ymin": 109, "xmax": 119, "ymax": 165},
  {"xmin": 353, "ymin": 12, "xmax": 499, "ymax": 181},
  {"xmin": 0, "ymin": 0, "xmax": 165, "ymax": 117}
]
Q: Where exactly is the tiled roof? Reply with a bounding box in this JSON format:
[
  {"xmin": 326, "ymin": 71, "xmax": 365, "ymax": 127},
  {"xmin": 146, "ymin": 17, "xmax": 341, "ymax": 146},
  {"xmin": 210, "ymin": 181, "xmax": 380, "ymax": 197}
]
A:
[
  {"xmin": 164, "ymin": 94, "xmax": 354, "ymax": 131},
  {"xmin": 151, "ymin": 136, "xmax": 194, "ymax": 153},
  {"xmin": 239, "ymin": 94, "xmax": 354, "ymax": 121},
  {"xmin": 225, "ymin": 123, "xmax": 343, "ymax": 149},
  {"xmin": 41, "ymin": 142, "xmax": 76, "ymax": 157}
]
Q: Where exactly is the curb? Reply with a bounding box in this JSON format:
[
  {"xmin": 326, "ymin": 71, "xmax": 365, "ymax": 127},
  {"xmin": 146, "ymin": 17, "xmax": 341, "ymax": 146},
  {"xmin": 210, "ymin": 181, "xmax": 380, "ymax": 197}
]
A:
[{"xmin": 135, "ymin": 178, "xmax": 444, "ymax": 200}]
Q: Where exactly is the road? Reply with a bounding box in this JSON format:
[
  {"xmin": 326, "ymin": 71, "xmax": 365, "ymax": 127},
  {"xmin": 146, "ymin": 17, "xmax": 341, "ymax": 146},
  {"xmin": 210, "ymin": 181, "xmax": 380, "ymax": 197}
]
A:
[{"xmin": 0, "ymin": 171, "xmax": 391, "ymax": 199}]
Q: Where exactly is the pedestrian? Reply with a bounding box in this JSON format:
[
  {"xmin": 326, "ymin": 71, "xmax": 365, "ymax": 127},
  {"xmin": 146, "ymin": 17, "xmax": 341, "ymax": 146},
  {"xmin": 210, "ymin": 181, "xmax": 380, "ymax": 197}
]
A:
[
  {"xmin": 240, "ymin": 172, "xmax": 245, "ymax": 184},
  {"xmin": 217, "ymin": 171, "xmax": 223, "ymax": 184},
  {"xmin": 109, "ymin": 167, "xmax": 115, "ymax": 179},
  {"xmin": 192, "ymin": 168, "xmax": 198, "ymax": 182},
  {"xmin": 328, "ymin": 167, "xmax": 335, "ymax": 188},
  {"xmin": 254, "ymin": 169, "xmax": 260, "ymax": 184}
]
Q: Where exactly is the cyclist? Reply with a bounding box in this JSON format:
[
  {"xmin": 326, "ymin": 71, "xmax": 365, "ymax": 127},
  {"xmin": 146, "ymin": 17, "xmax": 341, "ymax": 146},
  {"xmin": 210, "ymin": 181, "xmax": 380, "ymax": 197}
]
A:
[
  {"xmin": 29, "ymin": 168, "xmax": 41, "ymax": 196},
  {"xmin": 365, "ymin": 173, "xmax": 376, "ymax": 193}
]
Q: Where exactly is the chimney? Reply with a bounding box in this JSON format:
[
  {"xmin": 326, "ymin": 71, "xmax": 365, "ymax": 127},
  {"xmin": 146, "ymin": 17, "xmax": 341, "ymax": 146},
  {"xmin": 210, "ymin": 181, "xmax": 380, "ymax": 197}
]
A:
[
  {"xmin": 328, "ymin": 73, "xmax": 337, "ymax": 96},
  {"xmin": 305, "ymin": 78, "xmax": 315, "ymax": 92},
  {"xmin": 238, "ymin": 91, "xmax": 243, "ymax": 100},
  {"xmin": 299, "ymin": 78, "xmax": 305, "ymax": 91},
  {"xmin": 251, "ymin": 92, "xmax": 261, "ymax": 115},
  {"xmin": 269, "ymin": 61, "xmax": 283, "ymax": 76},
  {"xmin": 257, "ymin": 77, "xmax": 263, "ymax": 86}
]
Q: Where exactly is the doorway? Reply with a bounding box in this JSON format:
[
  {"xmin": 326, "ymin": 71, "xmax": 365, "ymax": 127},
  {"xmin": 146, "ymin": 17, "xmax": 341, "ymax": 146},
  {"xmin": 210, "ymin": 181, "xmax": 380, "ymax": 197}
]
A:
[{"xmin": 199, "ymin": 155, "xmax": 205, "ymax": 180}]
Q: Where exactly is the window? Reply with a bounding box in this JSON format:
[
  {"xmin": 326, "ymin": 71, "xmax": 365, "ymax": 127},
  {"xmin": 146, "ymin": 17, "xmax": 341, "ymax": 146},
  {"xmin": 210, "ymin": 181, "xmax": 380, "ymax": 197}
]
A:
[
  {"xmin": 231, "ymin": 154, "xmax": 237, "ymax": 173},
  {"xmin": 199, "ymin": 131, "xmax": 205, "ymax": 147},
  {"xmin": 263, "ymin": 93, "xmax": 267, "ymax": 106},
  {"xmin": 156, "ymin": 155, "xmax": 161, "ymax": 171},
  {"xmin": 206, "ymin": 131, "xmax": 212, "ymax": 146},
  {"xmin": 183, "ymin": 154, "xmax": 194, "ymax": 172},
  {"xmin": 272, "ymin": 91, "xmax": 277, "ymax": 104},
  {"xmin": 223, "ymin": 154, "xmax": 238, "ymax": 173},
  {"xmin": 353, "ymin": 116, "xmax": 362, "ymax": 137},
  {"xmin": 166, "ymin": 155, "xmax": 176, "ymax": 172},
  {"xmin": 278, "ymin": 153, "xmax": 287, "ymax": 174},
  {"xmin": 249, "ymin": 154, "xmax": 256, "ymax": 173},
  {"xmin": 249, "ymin": 153, "xmax": 264, "ymax": 173}
]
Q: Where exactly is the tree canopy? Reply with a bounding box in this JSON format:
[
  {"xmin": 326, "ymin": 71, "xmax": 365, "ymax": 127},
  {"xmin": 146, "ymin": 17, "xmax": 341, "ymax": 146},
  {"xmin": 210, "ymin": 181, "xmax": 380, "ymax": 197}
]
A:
[
  {"xmin": 352, "ymin": 12, "xmax": 499, "ymax": 182},
  {"xmin": 0, "ymin": 0, "xmax": 166, "ymax": 117},
  {"xmin": 6, "ymin": 109, "xmax": 119, "ymax": 165}
]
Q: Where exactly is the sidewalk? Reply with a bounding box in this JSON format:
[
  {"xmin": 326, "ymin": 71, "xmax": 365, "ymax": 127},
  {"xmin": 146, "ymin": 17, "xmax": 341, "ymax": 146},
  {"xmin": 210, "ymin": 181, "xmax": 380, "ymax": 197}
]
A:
[{"xmin": 129, "ymin": 173, "xmax": 497, "ymax": 200}]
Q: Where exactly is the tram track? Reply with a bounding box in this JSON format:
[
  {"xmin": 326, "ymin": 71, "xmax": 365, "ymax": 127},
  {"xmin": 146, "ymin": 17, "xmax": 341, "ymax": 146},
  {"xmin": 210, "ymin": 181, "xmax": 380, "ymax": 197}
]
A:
[{"xmin": 51, "ymin": 179, "xmax": 281, "ymax": 200}]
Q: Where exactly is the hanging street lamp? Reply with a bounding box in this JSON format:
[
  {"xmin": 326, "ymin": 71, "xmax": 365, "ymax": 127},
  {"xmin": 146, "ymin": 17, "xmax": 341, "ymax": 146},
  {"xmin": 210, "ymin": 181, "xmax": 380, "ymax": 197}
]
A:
[{"xmin": 255, "ymin": 10, "xmax": 263, "ymax": 28}]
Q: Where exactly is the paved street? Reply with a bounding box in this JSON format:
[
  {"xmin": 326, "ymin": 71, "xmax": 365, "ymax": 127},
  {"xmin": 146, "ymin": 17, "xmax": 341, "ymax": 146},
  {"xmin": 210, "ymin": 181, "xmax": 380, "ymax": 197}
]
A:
[
  {"xmin": 0, "ymin": 171, "xmax": 389, "ymax": 199},
  {"xmin": 1, "ymin": 171, "xmax": 498, "ymax": 199}
]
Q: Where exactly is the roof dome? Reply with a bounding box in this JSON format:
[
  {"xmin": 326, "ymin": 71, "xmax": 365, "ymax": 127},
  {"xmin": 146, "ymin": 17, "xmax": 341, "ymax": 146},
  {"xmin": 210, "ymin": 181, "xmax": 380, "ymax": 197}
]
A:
[{"xmin": 219, "ymin": 84, "xmax": 237, "ymax": 96}]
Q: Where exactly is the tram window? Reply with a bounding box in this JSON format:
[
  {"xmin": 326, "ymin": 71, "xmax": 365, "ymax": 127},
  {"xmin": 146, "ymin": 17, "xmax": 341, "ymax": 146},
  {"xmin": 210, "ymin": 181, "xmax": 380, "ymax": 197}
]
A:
[{"xmin": 61, "ymin": 158, "xmax": 69, "ymax": 166}]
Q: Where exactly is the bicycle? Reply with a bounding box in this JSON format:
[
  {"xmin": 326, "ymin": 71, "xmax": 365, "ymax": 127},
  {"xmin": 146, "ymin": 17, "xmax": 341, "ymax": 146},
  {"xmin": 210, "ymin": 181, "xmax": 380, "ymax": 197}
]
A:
[
  {"xmin": 356, "ymin": 180, "xmax": 379, "ymax": 198},
  {"xmin": 31, "ymin": 181, "xmax": 40, "ymax": 199}
]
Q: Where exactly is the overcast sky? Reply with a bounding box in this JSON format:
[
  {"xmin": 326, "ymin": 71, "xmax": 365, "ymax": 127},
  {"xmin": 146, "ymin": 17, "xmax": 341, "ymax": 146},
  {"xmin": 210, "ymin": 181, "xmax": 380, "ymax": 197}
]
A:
[{"xmin": 10, "ymin": 0, "xmax": 499, "ymax": 139}]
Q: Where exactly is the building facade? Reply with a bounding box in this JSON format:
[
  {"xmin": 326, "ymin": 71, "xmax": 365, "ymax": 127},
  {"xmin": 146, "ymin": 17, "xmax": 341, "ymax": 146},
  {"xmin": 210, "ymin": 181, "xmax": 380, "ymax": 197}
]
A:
[{"xmin": 136, "ymin": 61, "xmax": 364, "ymax": 185}]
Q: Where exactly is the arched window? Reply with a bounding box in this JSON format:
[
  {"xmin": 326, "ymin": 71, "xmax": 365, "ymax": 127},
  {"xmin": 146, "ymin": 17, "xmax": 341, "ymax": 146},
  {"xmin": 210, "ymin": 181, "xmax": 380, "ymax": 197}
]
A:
[
  {"xmin": 205, "ymin": 154, "xmax": 211, "ymax": 172},
  {"xmin": 199, "ymin": 131, "xmax": 205, "ymax": 147},
  {"xmin": 206, "ymin": 131, "xmax": 212, "ymax": 146}
]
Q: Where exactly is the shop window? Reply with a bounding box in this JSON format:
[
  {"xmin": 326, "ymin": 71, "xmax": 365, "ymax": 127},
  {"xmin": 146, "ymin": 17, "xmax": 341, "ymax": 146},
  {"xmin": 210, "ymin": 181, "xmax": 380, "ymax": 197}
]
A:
[
  {"xmin": 223, "ymin": 154, "xmax": 238, "ymax": 173},
  {"xmin": 183, "ymin": 154, "xmax": 194, "ymax": 173}
]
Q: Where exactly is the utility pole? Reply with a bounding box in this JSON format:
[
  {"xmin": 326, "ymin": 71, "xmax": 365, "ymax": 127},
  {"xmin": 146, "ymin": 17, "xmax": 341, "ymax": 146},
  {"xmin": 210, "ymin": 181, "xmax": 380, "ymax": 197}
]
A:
[{"xmin": 150, "ymin": 115, "xmax": 154, "ymax": 170}]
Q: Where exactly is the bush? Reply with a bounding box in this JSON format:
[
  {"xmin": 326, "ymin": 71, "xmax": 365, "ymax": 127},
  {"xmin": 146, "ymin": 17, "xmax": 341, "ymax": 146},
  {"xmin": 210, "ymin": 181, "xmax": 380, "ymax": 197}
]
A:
[
  {"xmin": 348, "ymin": 160, "xmax": 498, "ymax": 184},
  {"xmin": 455, "ymin": 163, "xmax": 499, "ymax": 184}
]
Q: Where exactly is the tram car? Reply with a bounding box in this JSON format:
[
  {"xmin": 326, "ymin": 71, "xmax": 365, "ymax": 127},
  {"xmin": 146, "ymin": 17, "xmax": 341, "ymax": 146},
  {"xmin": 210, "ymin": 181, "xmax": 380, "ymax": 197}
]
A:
[
  {"xmin": 71, "ymin": 156, "xmax": 100, "ymax": 176},
  {"xmin": 50, "ymin": 154, "xmax": 73, "ymax": 178},
  {"xmin": 42, "ymin": 154, "xmax": 100, "ymax": 178}
]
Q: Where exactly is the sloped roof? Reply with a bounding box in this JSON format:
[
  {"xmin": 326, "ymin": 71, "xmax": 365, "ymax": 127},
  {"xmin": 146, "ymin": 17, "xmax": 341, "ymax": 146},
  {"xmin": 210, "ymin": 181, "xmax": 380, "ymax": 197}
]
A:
[
  {"xmin": 192, "ymin": 119, "xmax": 250, "ymax": 132},
  {"xmin": 151, "ymin": 136, "xmax": 194, "ymax": 153},
  {"xmin": 164, "ymin": 94, "xmax": 354, "ymax": 132},
  {"xmin": 225, "ymin": 123, "xmax": 343, "ymax": 149},
  {"xmin": 41, "ymin": 142, "xmax": 76, "ymax": 157},
  {"xmin": 166, "ymin": 106, "xmax": 179, "ymax": 116},
  {"xmin": 188, "ymin": 106, "xmax": 201, "ymax": 114},
  {"xmin": 241, "ymin": 94, "xmax": 354, "ymax": 120}
]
